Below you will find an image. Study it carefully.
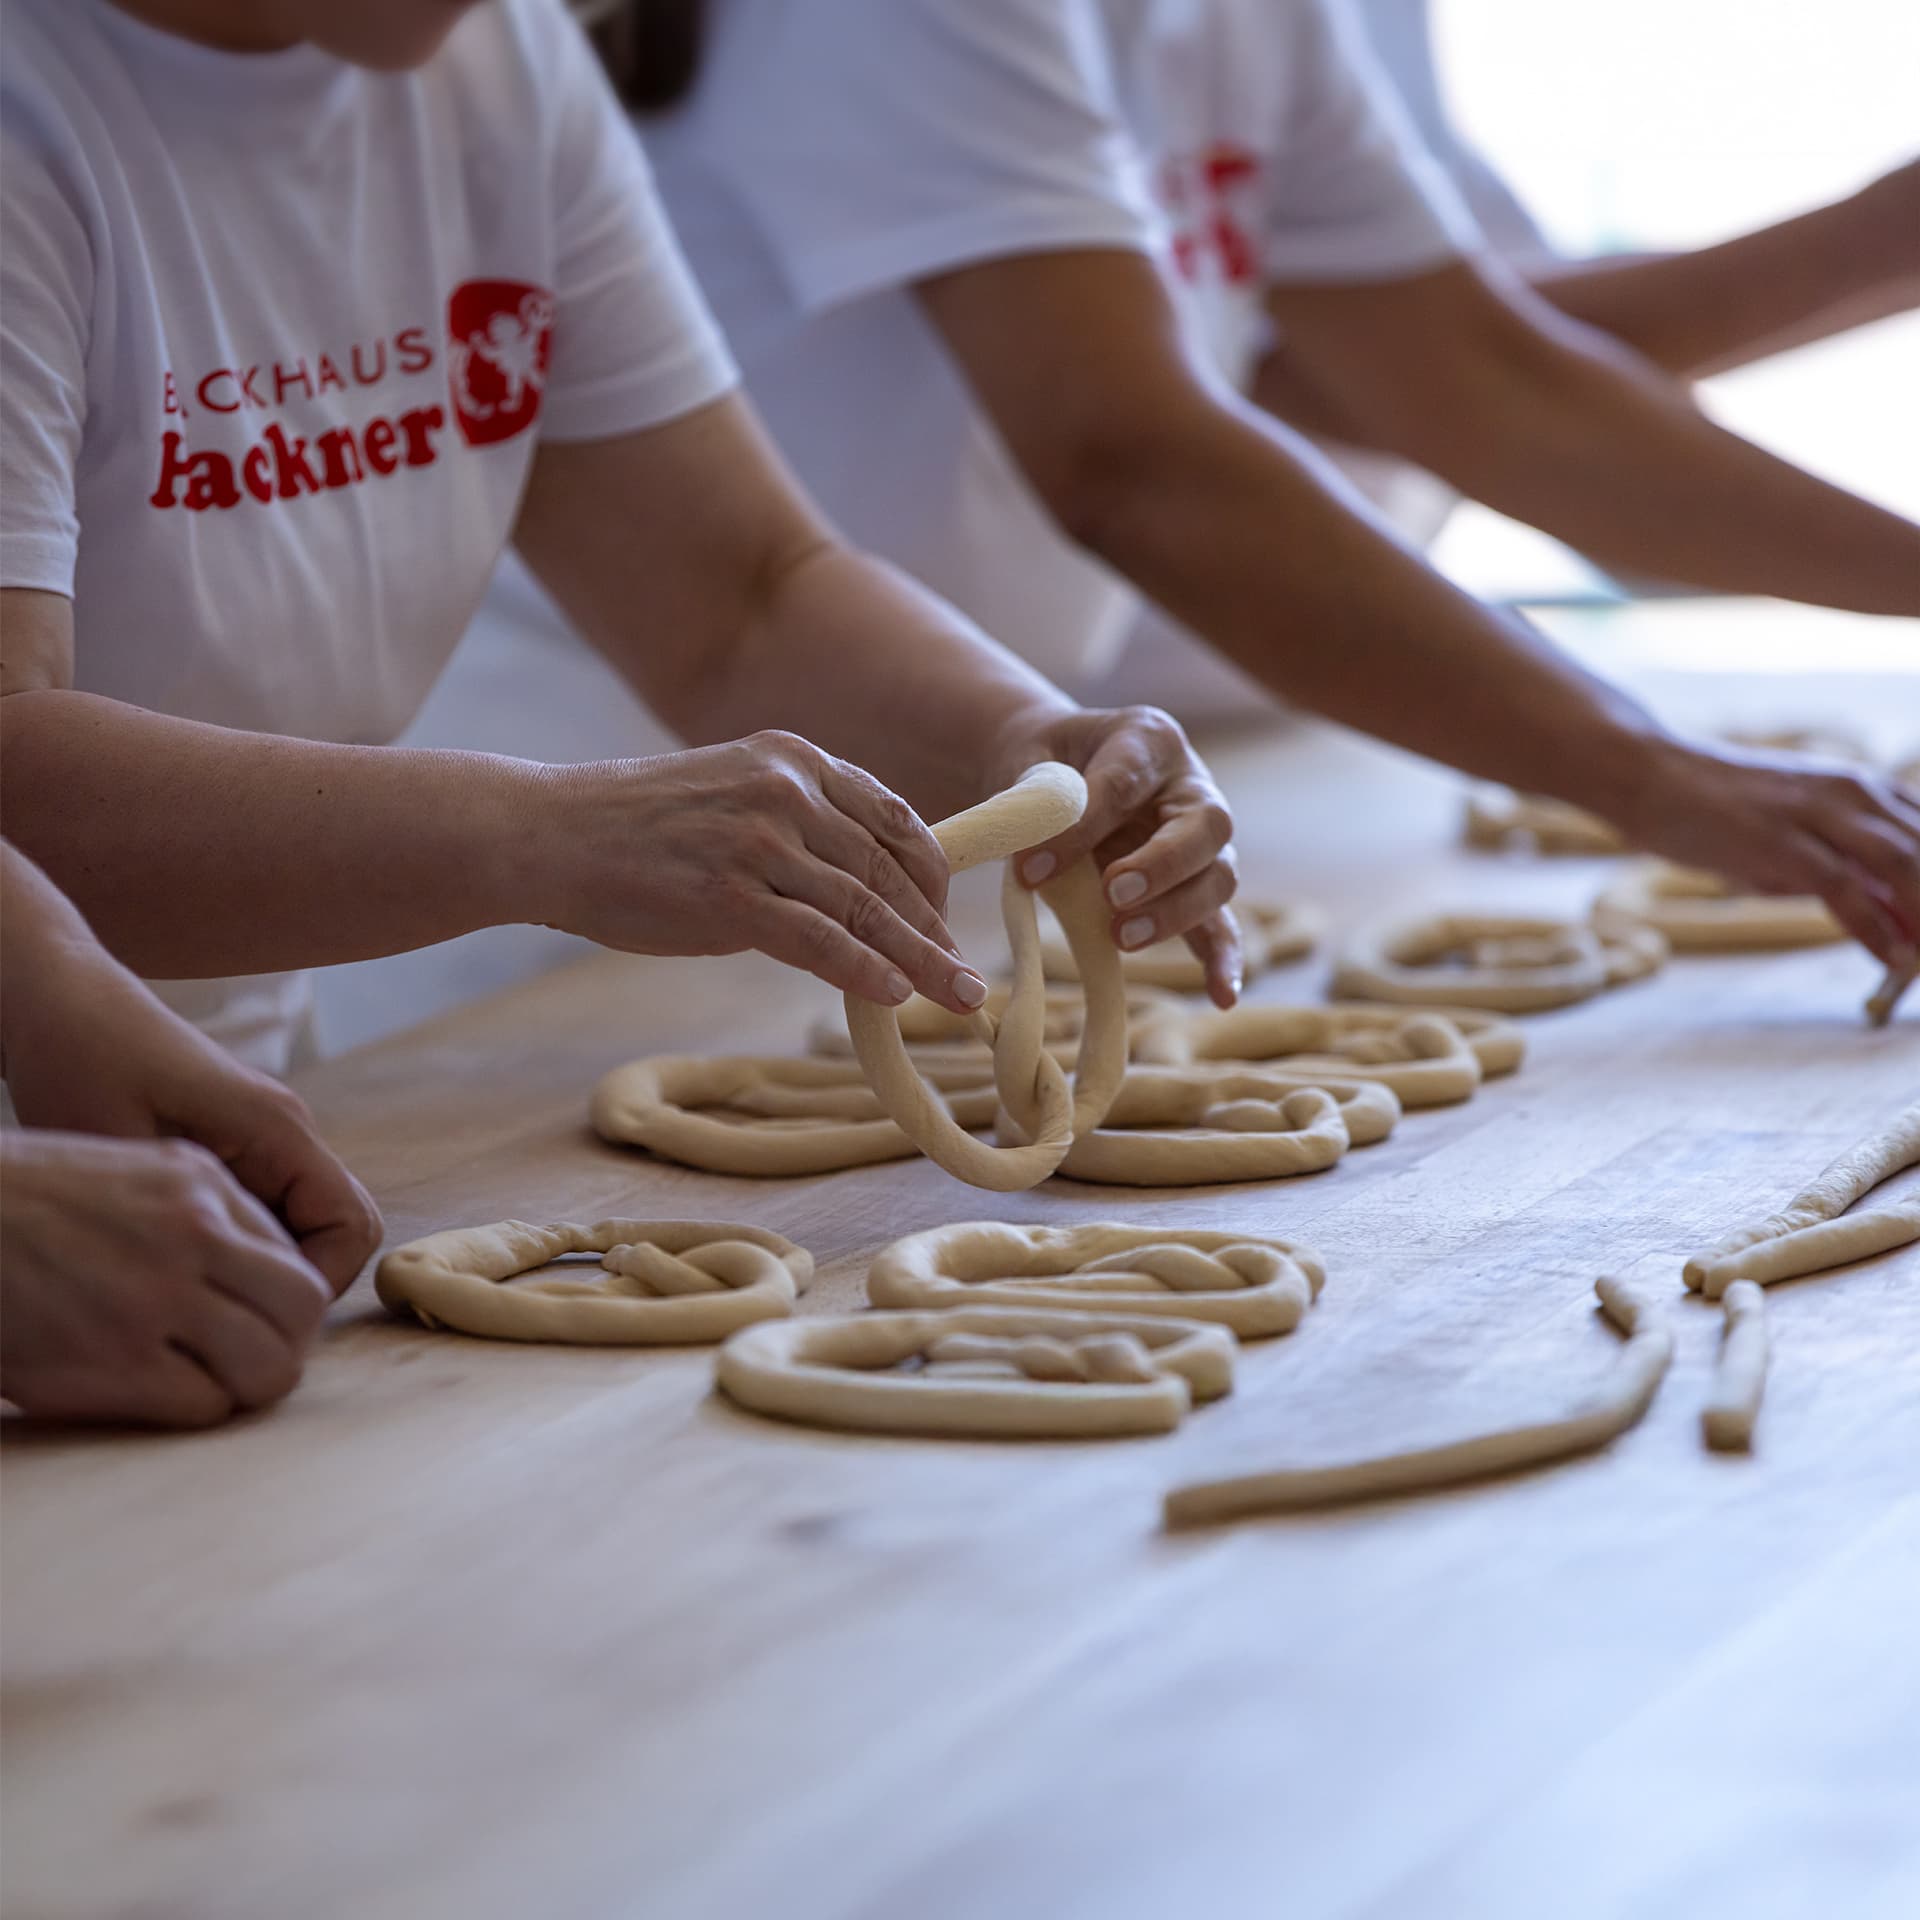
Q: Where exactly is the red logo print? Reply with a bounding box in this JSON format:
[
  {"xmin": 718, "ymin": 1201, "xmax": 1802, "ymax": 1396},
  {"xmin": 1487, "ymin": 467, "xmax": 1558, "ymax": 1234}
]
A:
[
  {"xmin": 446, "ymin": 279, "xmax": 554, "ymax": 448},
  {"xmin": 1159, "ymin": 144, "xmax": 1262, "ymax": 287}
]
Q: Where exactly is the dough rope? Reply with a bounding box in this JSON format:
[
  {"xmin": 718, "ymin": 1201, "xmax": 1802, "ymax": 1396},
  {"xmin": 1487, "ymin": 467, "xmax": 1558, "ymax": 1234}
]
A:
[
  {"xmin": 1161, "ymin": 1276, "xmax": 1671, "ymax": 1525},
  {"xmin": 1057, "ymin": 1070, "xmax": 1400, "ymax": 1186},
  {"xmin": 376, "ymin": 1218, "xmax": 813, "ymax": 1345},
  {"xmin": 1701, "ymin": 1280, "xmax": 1768, "ymax": 1453},
  {"xmin": 868, "ymin": 1223, "xmax": 1326, "ymax": 1338},
  {"xmin": 590, "ymin": 1054, "xmax": 998, "ymax": 1176},
  {"xmin": 1462, "ymin": 786, "xmax": 1627, "ymax": 857},
  {"xmin": 844, "ymin": 763, "xmax": 1129, "ymax": 1192},
  {"xmin": 1132, "ymin": 1002, "xmax": 1523, "ymax": 1108},
  {"xmin": 1040, "ymin": 897, "xmax": 1322, "ymax": 992},
  {"xmin": 1865, "ymin": 963, "xmax": 1913, "ymax": 1029},
  {"xmin": 1683, "ymin": 1101, "xmax": 1920, "ymax": 1298},
  {"xmin": 716, "ymin": 1306, "xmax": 1235, "ymax": 1438},
  {"xmin": 1332, "ymin": 911, "xmax": 1666, "ymax": 1014},
  {"xmin": 1593, "ymin": 860, "xmax": 1843, "ymax": 952}
]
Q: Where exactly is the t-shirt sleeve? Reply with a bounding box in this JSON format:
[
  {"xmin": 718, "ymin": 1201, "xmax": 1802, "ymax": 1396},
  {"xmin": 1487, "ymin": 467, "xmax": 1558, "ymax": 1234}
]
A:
[
  {"xmin": 1262, "ymin": 0, "xmax": 1481, "ymax": 284},
  {"xmin": 692, "ymin": 0, "xmax": 1163, "ymax": 315},
  {"xmin": 0, "ymin": 121, "xmax": 91, "ymax": 597},
  {"xmin": 527, "ymin": 0, "xmax": 738, "ymax": 442}
]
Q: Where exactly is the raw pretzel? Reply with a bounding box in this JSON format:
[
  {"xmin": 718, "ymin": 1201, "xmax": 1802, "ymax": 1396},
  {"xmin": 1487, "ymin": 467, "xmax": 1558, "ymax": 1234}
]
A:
[
  {"xmin": 375, "ymin": 1218, "xmax": 812, "ymax": 1346},
  {"xmin": 1702, "ymin": 1280, "xmax": 1768, "ymax": 1453},
  {"xmin": 1133, "ymin": 1001, "xmax": 1523, "ymax": 1108},
  {"xmin": 716, "ymin": 1306, "xmax": 1234, "ymax": 1438},
  {"xmin": 1462, "ymin": 786, "xmax": 1626, "ymax": 857},
  {"xmin": 1057, "ymin": 1069, "xmax": 1400, "ymax": 1186},
  {"xmin": 1162, "ymin": 1276, "xmax": 1671, "ymax": 1524},
  {"xmin": 1684, "ymin": 1102, "xmax": 1920, "ymax": 1298},
  {"xmin": 1040, "ymin": 897, "xmax": 1322, "ymax": 992},
  {"xmin": 1333, "ymin": 911, "xmax": 1666, "ymax": 1013},
  {"xmin": 1593, "ymin": 861, "xmax": 1842, "ymax": 951},
  {"xmin": 590, "ymin": 1054, "xmax": 997, "ymax": 1176},
  {"xmin": 868, "ymin": 1223, "xmax": 1326, "ymax": 1339},
  {"xmin": 844, "ymin": 763, "xmax": 1129, "ymax": 1191}
]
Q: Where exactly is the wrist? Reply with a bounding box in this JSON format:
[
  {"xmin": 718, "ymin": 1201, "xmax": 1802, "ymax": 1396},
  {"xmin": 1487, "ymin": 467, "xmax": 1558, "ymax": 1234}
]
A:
[
  {"xmin": 449, "ymin": 751, "xmax": 581, "ymax": 936},
  {"xmin": 1843, "ymin": 168, "xmax": 1920, "ymax": 284}
]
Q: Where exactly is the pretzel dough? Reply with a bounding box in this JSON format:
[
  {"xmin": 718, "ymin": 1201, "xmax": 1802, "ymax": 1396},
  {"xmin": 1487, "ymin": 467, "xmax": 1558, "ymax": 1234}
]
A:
[
  {"xmin": 376, "ymin": 1218, "xmax": 813, "ymax": 1345},
  {"xmin": 868, "ymin": 1223, "xmax": 1326, "ymax": 1338},
  {"xmin": 716, "ymin": 1306, "xmax": 1235, "ymax": 1438},
  {"xmin": 1133, "ymin": 1002, "xmax": 1523, "ymax": 1108},
  {"xmin": 1162, "ymin": 1276, "xmax": 1671, "ymax": 1525},
  {"xmin": 1702, "ymin": 1280, "xmax": 1768, "ymax": 1452},
  {"xmin": 844, "ymin": 764, "xmax": 1129, "ymax": 1191},
  {"xmin": 1593, "ymin": 861, "xmax": 1843, "ymax": 952},
  {"xmin": 1462, "ymin": 786, "xmax": 1627, "ymax": 857},
  {"xmin": 1333, "ymin": 912, "xmax": 1666, "ymax": 1013},
  {"xmin": 590, "ymin": 1054, "xmax": 997, "ymax": 1176},
  {"xmin": 1040, "ymin": 897, "xmax": 1322, "ymax": 991},
  {"xmin": 1684, "ymin": 1102, "xmax": 1920, "ymax": 1298},
  {"xmin": 1866, "ymin": 963, "xmax": 1913, "ymax": 1028}
]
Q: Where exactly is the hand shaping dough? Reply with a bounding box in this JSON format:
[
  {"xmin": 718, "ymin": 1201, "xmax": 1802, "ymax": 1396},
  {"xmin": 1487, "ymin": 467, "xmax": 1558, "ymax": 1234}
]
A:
[
  {"xmin": 844, "ymin": 763, "xmax": 1129, "ymax": 1191},
  {"xmin": 868, "ymin": 1223, "xmax": 1326, "ymax": 1338},
  {"xmin": 716, "ymin": 1305, "xmax": 1235, "ymax": 1438},
  {"xmin": 1701, "ymin": 1279, "xmax": 1768, "ymax": 1453},
  {"xmin": 590, "ymin": 1054, "xmax": 997, "ymax": 1176},
  {"xmin": 1333, "ymin": 911, "xmax": 1666, "ymax": 1013},
  {"xmin": 1462, "ymin": 786, "xmax": 1628, "ymax": 857},
  {"xmin": 1040, "ymin": 897, "xmax": 1322, "ymax": 992},
  {"xmin": 1593, "ymin": 860, "xmax": 1842, "ymax": 952},
  {"xmin": 1057, "ymin": 1069, "xmax": 1401, "ymax": 1185},
  {"xmin": 1133, "ymin": 1001, "xmax": 1522, "ymax": 1108},
  {"xmin": 1684, "ymin": 1101, "xmax": 1920, "ymax": 1298},
  {"xmin": 376, "ymin": 1218, "xmax": 813, "ymax": 1345},
  {"xmin": 1162, "ymin": 1276, "xmax": 1671, "ymax": 1524}
]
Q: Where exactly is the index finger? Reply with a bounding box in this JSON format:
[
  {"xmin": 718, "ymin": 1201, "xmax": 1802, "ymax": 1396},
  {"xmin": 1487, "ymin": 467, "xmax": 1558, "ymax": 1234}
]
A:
[
  {"xmin": 816, "ymin": 756, "xmax": 953, "ymax": 920},
  {"xmin": 221, "ymin": 1095, "xmax": 384, "ymax": 1298}
]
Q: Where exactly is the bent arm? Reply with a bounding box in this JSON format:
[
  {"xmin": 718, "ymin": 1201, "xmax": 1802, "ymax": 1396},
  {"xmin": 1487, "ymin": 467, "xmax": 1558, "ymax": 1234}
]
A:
[
  {"xmin": 1256, "ymin": 259, "xmax": 1920, "ymax": 612},
  {"xmin": 1529, "ymin": 159, "xmax": 1920, "ymax": 379}
]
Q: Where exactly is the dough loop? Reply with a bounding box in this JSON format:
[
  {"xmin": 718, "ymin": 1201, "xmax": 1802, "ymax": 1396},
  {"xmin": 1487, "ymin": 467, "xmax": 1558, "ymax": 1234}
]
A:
[
  {"xmin": 1333, "ymin": 911, "xmax": 1666, "ymax": 1013},
  {"xmin": 376, "ymin": 1218, "xmax": 813, "ymax": 1345},
  {"xmin": 1132, "ymin": 1002, "xmax": 1523, "ymax": 1108},
  {"xmin": 868, "ymin": 1223, "xmax": 1326, "ymax": 1338},
  {"xmin": 1041, "ymin": 896, "xmax": 1322, "ymax": 991},
  {"xmin": 717, "ymin": 1306, "xmax": 1235, "ymax": 1438},
  {"xmin": 1593, "ymin": 861, "xmax": 1842, "ymax": 952}
]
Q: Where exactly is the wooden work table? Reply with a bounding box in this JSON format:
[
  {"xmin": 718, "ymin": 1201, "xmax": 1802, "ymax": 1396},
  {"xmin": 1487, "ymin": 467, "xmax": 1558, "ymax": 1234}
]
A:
[{"xmin": 4, "ymin": 603, "xmax": 1918, "ymax": 1919}]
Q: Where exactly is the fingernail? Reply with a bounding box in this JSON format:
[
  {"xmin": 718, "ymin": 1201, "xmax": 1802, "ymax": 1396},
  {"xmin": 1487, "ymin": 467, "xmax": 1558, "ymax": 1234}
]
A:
[
  {"xmin": 1022, "ymin": 853, "xmax": 1056, "ymax": 885},
  {"xmin": 1108, "ymin": 871, "xmax": 1148, "ymax": 907},
  {"xmin": 1119, "ymin": 916, "xmax": 1156, "ymax": 950},
  {"xmin": 884, "ymin": 969, "xmax": 913, "ymax": 1005},
  {"xmin": 953, "ymin": 970, "xmax": 988, "ymax": 1008}
]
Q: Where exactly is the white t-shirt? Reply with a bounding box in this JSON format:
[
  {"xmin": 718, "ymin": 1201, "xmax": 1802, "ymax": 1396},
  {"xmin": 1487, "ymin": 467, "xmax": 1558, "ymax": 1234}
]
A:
[
  {"xmin": 1, "ymin": 0, "xmax": 736, "ymax": 1069},
  {"xmin": 643, "ymin": 0, "xmax": 1474, "ymax": 687}
]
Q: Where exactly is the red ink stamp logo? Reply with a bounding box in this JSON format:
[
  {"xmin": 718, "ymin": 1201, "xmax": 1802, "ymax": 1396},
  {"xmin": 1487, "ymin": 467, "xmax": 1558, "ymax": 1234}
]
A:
[{"xmin": 446, "ymin": 279, "xmax": 554, "ymax": 447}]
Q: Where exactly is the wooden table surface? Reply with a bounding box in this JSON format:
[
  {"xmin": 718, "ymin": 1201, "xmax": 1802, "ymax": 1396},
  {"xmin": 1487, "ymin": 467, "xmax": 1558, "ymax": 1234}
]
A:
[{"xmin": 5, "ymin": 604, "xmax": 1919, "ymax": 1920}]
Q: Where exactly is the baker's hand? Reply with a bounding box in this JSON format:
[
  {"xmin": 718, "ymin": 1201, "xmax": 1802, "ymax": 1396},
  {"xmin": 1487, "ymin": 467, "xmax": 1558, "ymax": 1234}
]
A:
[
  {"xmin": 2, "ymin": 945, "xmax": 380, "ymax": 1298},
  {"xmin": 0, "ymin": 1133, "xmax": 333, "ymax": 1427},
  {"xmin": 1628, "ymin": 740, "xmax": 1920, "ymax": 969},
  {"xmin": 990, "ymin": 705, "xmax": 1242, "ymax": 1006},
  {"xmin": 539, "ymin": 732, "xmax": 990, "ymax": 1014}
]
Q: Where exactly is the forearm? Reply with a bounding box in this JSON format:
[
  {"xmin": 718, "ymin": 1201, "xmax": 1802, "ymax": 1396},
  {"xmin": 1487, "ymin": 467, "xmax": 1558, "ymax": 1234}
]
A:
[
  {"xmin": 672, "ymin": 542, "xmax": 1075, "ymax": 822},
  {"xmin": 0, "ymin": 692, "xmax": 544, "ymax": 976},
  {"xmin": 1408, "ymin": 307, "xmax": 1920, "ymax": 612},
  {"xmin": 1071, "ymin": 399, "xmax": 1674, "ymax": 816},
  {"xmin": 1531, "ymin": 170, "xmax": 1920, "ymax": 378}
]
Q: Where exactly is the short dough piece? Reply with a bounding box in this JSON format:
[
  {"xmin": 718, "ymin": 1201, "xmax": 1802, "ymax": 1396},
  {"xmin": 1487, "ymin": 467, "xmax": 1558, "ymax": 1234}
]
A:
[
  {"xmin": 1333, "ymin": 911, "xmax": 1666, "ymax": 1014},
  {"xmin": 1594, "ymin": 860, "xmax": 1843, "ymax": 952},
  {"xmin": 1041, "ymin": 897, "xmax": 1322, "ymax": 992},
  {"xmin": 376, "ymin": 1218, "xmax": 813, "ymax": 1345},
  {"xmin": 717, "ymin": 1306, "xmax": 1235, "ymax": 1438},
  {"xmin": 1133, "ymin": 1001, "xmax": 1523, "ymax": 1108},
  {"xmin": 1701, "ymin": 1280, "xmax": 1768, "ymax": 1453},
  {"xmin": 1865, "ymin": 963, "xmax": 1913, "ymax": 1029},
  {"xmin": 1684, "ymin": 1101, "xmax": 1920, "ymax": 1298},
  {"xmin": 868, "ymin": 1222, "xmax": 1326, "ymax": 1339},
  {"xmin": 591, "ymin": 1054, "xmax": 996, "ymax": 1177},
  {"xmin": 844, "ymin": 763, "xmax": 1130, "ymax": 1191},
  {"xmin": 1162, "ymin": 1276, "xmax": 1671, "ymax": 1525}
]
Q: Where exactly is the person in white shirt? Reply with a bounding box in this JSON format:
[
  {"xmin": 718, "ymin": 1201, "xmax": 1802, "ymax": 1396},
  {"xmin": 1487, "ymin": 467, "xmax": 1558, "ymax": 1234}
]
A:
[
  {"xmin": 0, "ymin": 0, "xmax": 1245, "ymax": 1067},
  {"xmin": 619, "ymin": 0, "xmax": 1920, "ymax": 981},
  {"xmin": 0, "ymin": 842, "xmax": 379, "ymax": 1427}
]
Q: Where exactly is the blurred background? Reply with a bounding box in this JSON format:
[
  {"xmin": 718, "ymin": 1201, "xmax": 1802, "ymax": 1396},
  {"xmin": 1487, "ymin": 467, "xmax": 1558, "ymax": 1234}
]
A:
[{"xmin": 315, "ymin": 0, "xmax": 1919, "ymax": 1050}]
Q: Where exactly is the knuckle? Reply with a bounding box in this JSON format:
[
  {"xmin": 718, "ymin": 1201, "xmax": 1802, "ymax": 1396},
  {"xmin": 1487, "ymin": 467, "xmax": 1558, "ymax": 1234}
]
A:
[
  {"xmin": 1199, "ymin": 800, "xmax": 1233, "ymax": 844},
  {"xmin": 842, "ymin": 889, "xmax": 894, "ymax": 949}
]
